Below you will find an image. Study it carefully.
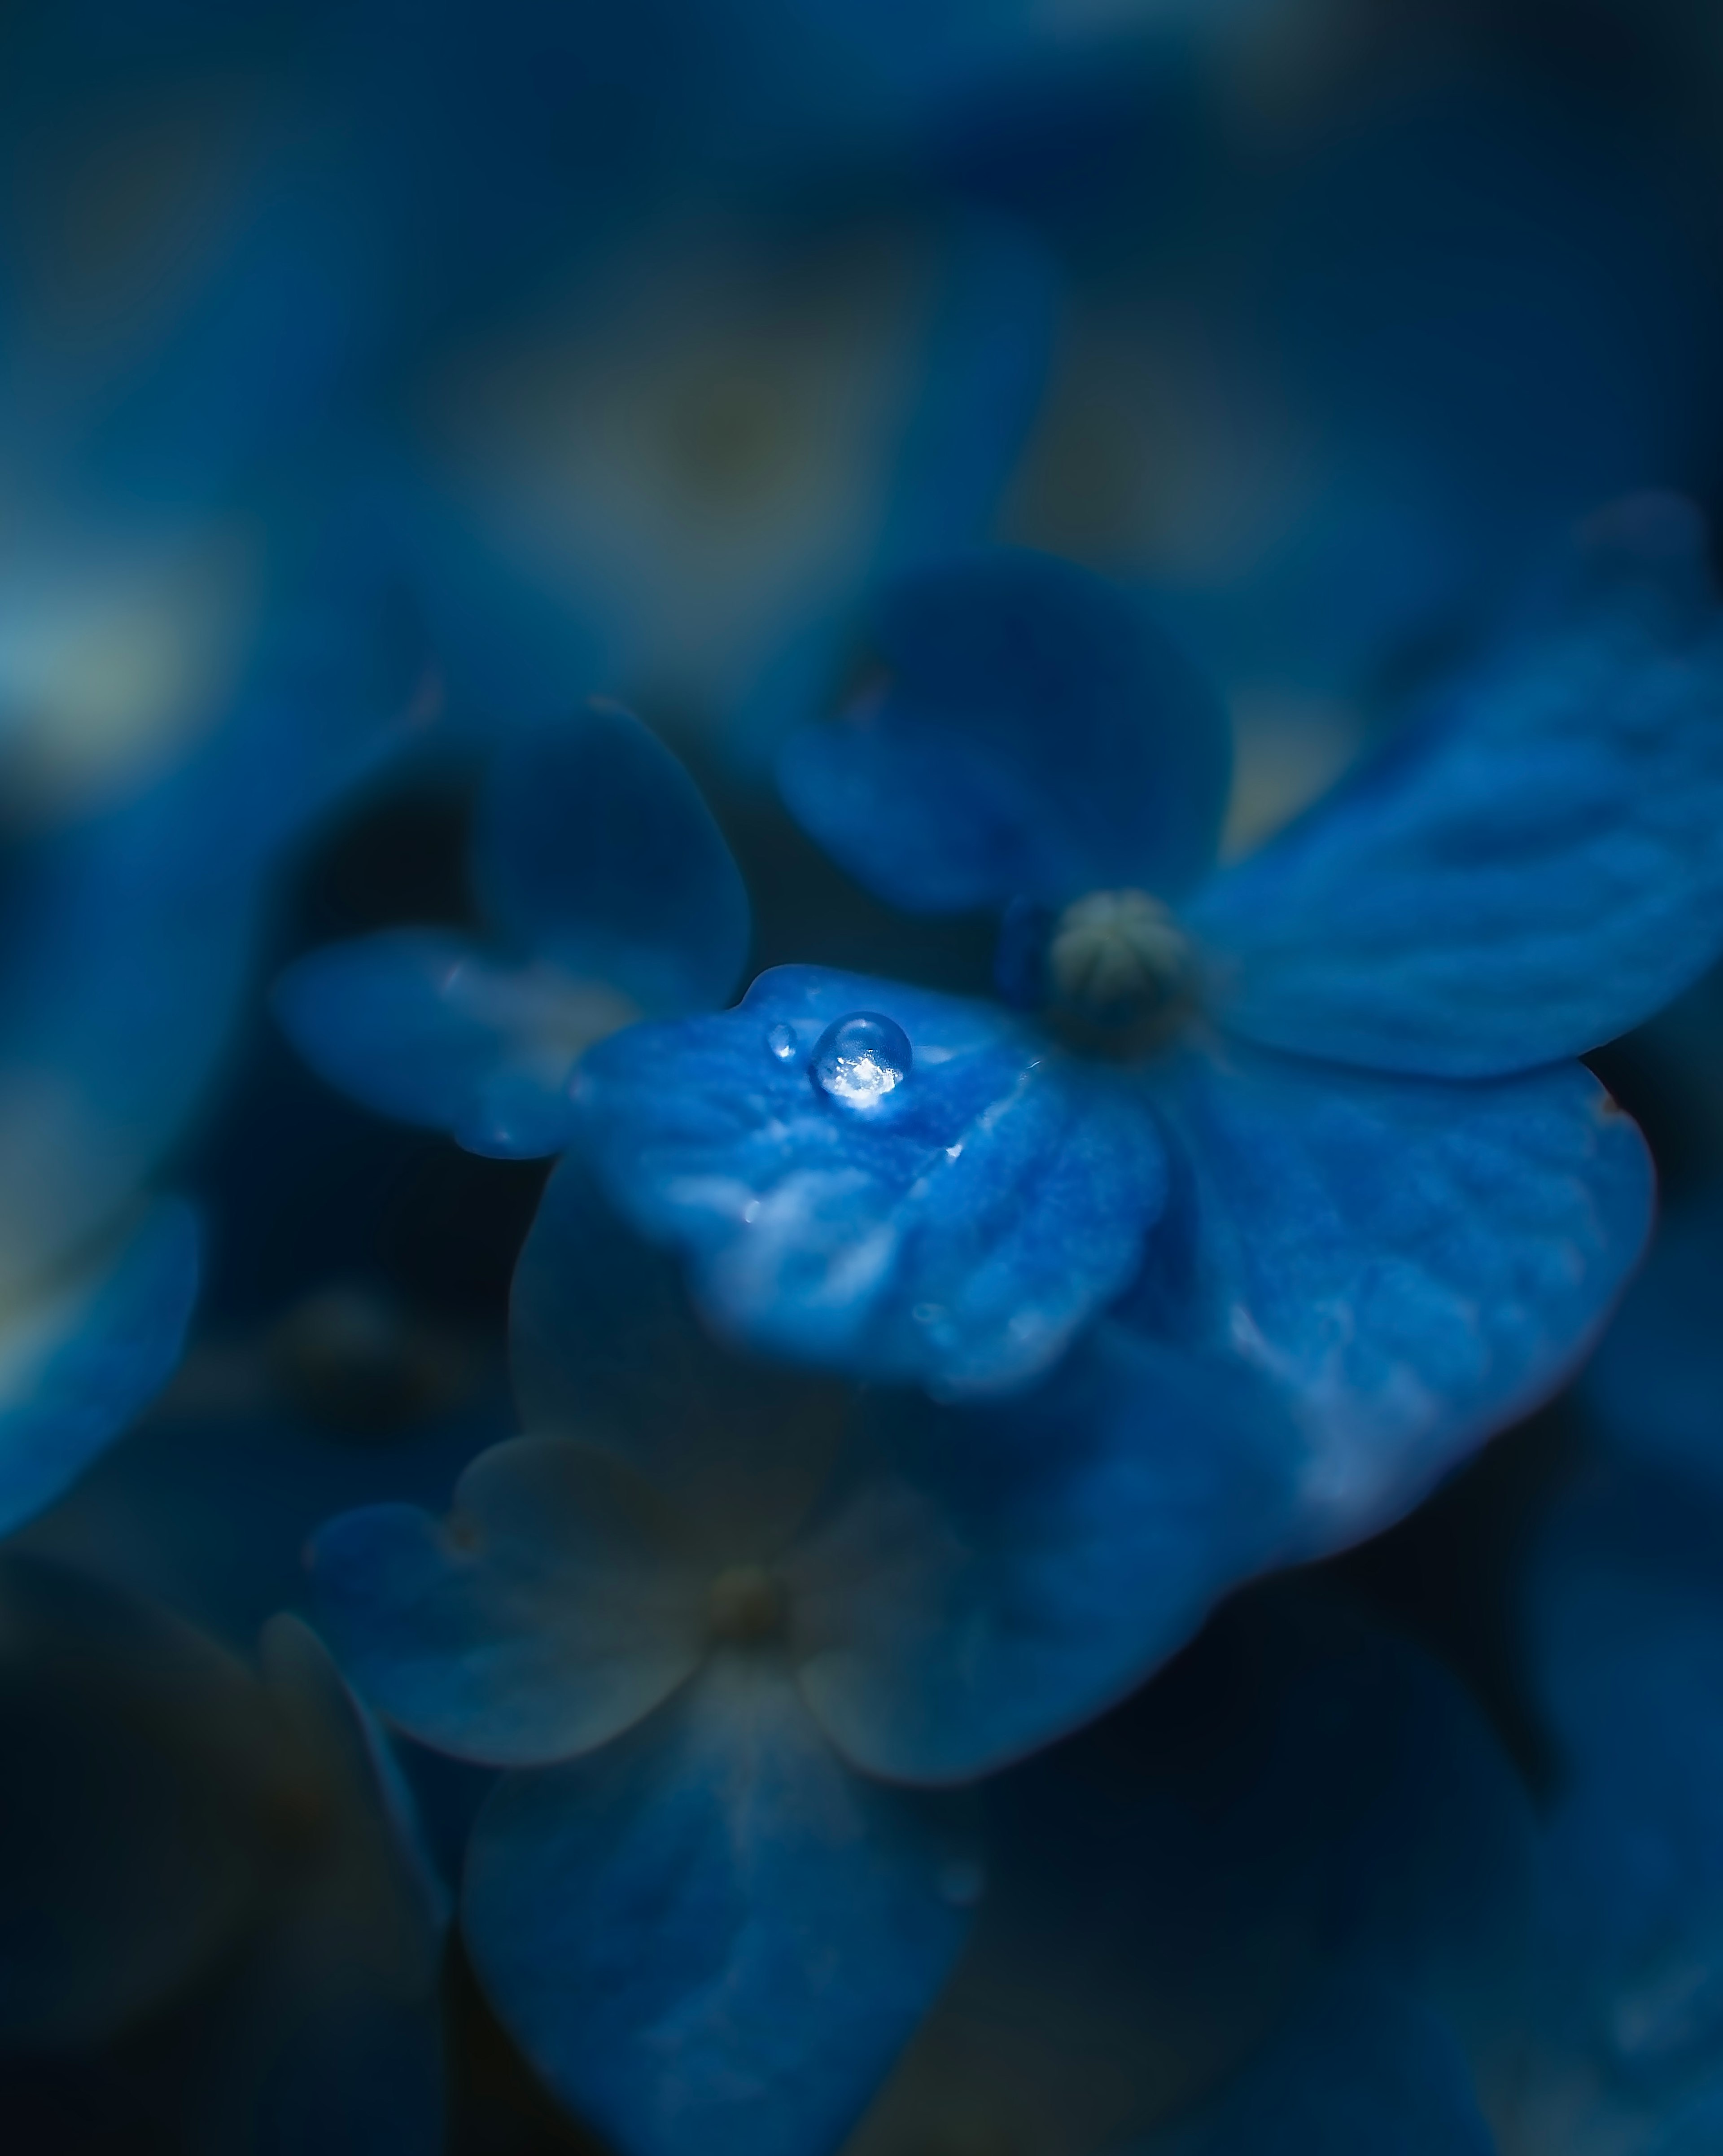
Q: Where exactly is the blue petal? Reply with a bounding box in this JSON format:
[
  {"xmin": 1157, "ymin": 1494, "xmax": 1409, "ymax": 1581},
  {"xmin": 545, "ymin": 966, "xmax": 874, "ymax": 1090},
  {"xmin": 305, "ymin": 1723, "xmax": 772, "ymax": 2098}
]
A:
[
  {"xmin": 309, "ymin": 1437, "xmax": 706, "ymax": 1768},
  {"xmin": 0, "ymin": 1199, "xmax": 200, "ymax": 1541},
  {"xmin": 1137, "ymin": 1978, "xmax": 1496, "ymax": 2156},
  {"xmin": 511, "ymin": 1157, "xmax": 846, "ymax": 1546},
  {"xmin": 575, "ymin": 966, "xmax": 1168, "ymax": 1396},
  {"xmin": 1525, "ymin": 1468, "xmax": 1723, "ymax": 2122},
  {"xmin": 1128, "ymin": 1041, "xmax": 1653, "ymax": 1550},
  {"xmin": 788, "ymin": 1332, "xmax": 1298, "ymax": 1782},
  {"xmin": 778, "ymin": 552, "xmax": 1229, "ymax": 913},
  {"xmin": 473, "ymin": 703, "xmax": 750, "ymax": 1017},
  {"xmin": 463, "ymin": 1654, "xmax": 974, "ymax": 2156},
  {"xmin": 273, "ymin": 929, "xmax": 633, "ymax": 1159},
  {"xmin": 1188, "ymin": 496, "xmax": 1723, "ymax": 1077}
]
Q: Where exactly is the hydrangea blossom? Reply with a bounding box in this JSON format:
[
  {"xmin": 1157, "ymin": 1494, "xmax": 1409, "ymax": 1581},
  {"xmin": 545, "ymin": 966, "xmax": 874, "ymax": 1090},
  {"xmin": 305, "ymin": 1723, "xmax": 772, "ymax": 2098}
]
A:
[
  {"xmin": 275, "ymin": 699, "xmax": 750, "ymax": 1158},
  {"xmin": 308, "ymin": 1167, "xmax": 984, "ymax": 2156},
  {"xmin": 571, "ymin": 500, "xmax": 1723, "ymax": 1712}
]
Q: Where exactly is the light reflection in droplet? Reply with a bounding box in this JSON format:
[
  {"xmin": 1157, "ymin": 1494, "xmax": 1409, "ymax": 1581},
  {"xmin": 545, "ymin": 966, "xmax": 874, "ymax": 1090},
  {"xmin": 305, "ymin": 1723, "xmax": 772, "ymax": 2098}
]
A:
[{"xmin": 809, "ymin": 1012, "xmax": 911, "ymax": 1110}]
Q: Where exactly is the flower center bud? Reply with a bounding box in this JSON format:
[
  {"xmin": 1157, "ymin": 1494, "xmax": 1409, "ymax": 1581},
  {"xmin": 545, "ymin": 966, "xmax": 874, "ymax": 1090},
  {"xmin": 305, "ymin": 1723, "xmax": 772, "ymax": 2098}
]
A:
[
  {"xmin": 1047, "ymin": 889, "xmax": 1194, "ymax": 1036},
  {"xmin": 707, "ymin": 1564, "xmax": 786, "ymax": 1645}
]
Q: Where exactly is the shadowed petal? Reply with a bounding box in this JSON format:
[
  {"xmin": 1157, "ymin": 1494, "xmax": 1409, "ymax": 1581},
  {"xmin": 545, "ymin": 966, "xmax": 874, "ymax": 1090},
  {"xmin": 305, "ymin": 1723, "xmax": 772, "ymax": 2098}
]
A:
[
  {"xmin": 0, "ymin": 1198, "xmax": 200, "ymax": 1540},
  {"xmin": 789, "ymin": 1333, "xmax": 1297, "ymax": 1784},
  {"xmin": 1190, "ymin": 496, "xmax": 1723, "ymax": 1077},
  {"xmin": 474, "ymin": 702, "xmax": 750, "ymax": 1017},
  {"xmin": 779, "ymin": 552, "xmax": 1229, "ymax": 914},
  {"xmin": 273, "ymin": 929, "xmax": 634, "ymax": 1158},
  {"xmin": 511, "ymin": 1157, "xmax": 845, "ymax": 1551},
  {"xmin": 1135, "ymin": 1978, "xmax": 1497, "ymax": 2156},
  {"xmin": 309, "ymin": 1437, "xmax": 707, "ymax": 1768},
  {"xmin": 464, "ymin": 1653, "xmax": 974, "ymax": 2156},
  {"xmin": 575, "ymin": 966, "xmax": 1168, "ymax": 1396}
]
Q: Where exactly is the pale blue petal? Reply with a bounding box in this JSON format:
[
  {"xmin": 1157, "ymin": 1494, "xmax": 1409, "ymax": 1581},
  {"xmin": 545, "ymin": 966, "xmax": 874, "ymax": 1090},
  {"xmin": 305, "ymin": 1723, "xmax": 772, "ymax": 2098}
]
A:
[
  {"xmin": 474, "ymin": 702, "xmax": 750, "ymax": 1017},
  {"xmin": 273, "ymin": 929, "xmax": 629, "ymax": 1158},
  {"xmin": 0, "ymin": 1199, "xmax": 200, "ymax": 1541},
  {"xmin": 309, "ymin": 1437, "xmax": 707, "ymax": 1768},
  {"xmin": 575, "ymin": 965, "xmax": 1168, "ymax": 1397},
  {"xmin": 778, "ymin": 552, "xmax": 1229, "ymax": 913},
  {"xmin": 463, "ymin": 1654, "xmax": 974, "ymax": 2156},
  {"xmin": 1189, "ymin": 496, "xmax": 1723, "ymax": 1077}
]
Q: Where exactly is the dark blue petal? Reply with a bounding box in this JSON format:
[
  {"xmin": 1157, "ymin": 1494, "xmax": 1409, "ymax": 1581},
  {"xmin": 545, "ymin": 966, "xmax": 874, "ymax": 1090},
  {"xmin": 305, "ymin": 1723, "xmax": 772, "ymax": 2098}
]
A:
[
  {"xmin": 1137, "ymin": 1978, "xmax": 1496, "ymax": 2156},
  {"xmin": 1189, "ymin": 496, "xmax": 1723, "ymax": 1077},
  {"xmin": 309, "ymin": 1437, "xmax": 707, "ymax": 1768},
  {"xmin": 575, "ymin": 966, "xmax": 1168, "ymax": 1396},
  {"xmin": 0, "ymin": 1199, "xmax": 199, "ymax": 1541},
  {"xmin": 1131, "ymin": 1040, "xmax": 1653, "ymax": 1552},
  {"xmin": 778, "ymin": 552, "xmax": 1229, "ymax": 913},
  {"xmin": 511, "ymin": 1156, "xmax": 845, "ymax": 1547},
  {"xmin": 1581, "ymin": 1190, "xmax": 1723, "ymax": 1494},
  {"xmin": 463, "ymin": 1655, "xmax": 973, "ymax": 2156},
  {"xmin": 788, "ymin": 1332, "xmax": 1297, "ymax": 1782},
  {"xmin": 1524, "ymin": 1468, "xmax": 1723, "ymax": 2133},
  {"xmin": 273, "ymin": 930, "xmax": 632, "ymax": 1159},
  {"xmin": 474, "ymin": 703, "xmax": 750, "ymax": 1017}
]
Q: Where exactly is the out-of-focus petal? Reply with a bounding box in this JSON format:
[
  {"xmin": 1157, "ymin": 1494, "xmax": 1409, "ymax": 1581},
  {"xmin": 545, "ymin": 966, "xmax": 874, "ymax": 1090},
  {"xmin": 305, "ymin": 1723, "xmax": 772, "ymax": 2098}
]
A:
[
  {"xmin": 309, "ymin": 1437, "xmax": 707, "ymax": 1768},
  {"xmin": 1580, "ymin": 1189, "xmax": 1723, "ymax": 1495},
  {"xmin": 510, "ymin": 1157, "xmax": 845, "ymax": 1551},
  {"xmin": 1134, "ymin": 1978, "xmax": 1497, "ymax": 2156},
  {"xmin": 273, "ymin": 929, "xmax": 632, "ymax": 1159},
  {"xmin": 463, "ymin": 1652, "xmax": 974, "ymax": 2156},
  {"xmin": 1521, "ymin": 1467, "xmax": 1723, "ymax": 2151},
  {"xmin": 0, "ymin": 1198, "xmax": 200, "ymax": 1540},
  {"xmin": 473, "ymin": 702, "xmax": 750, "ymax": 1017},
  {"xmin": 1189, "ymin": 496, "xmax": 1723, "ymax": 1078},
  {"xmin": 576, "ymin": 965, "xmax": 1168, "ymax": 1396},
  {"xmin": 0, "ymin": 1558, "xmax": 277, "ymax": 2047},
  {"xmin": 778, "ymin": 552, "xmax": 1229, "ymax": 913}
]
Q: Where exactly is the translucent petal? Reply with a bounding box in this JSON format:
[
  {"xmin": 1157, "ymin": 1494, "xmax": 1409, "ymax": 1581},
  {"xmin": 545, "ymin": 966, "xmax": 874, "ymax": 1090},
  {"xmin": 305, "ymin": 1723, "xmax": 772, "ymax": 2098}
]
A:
[
  {"xmin": 1189, "ymin": 497, "xmax": 1723, "ymax": 1077},
  {"xmin": 309, "ymin": 1437, "xmax": 708, "ymax": 1768},
  {"xmin": 273, "ymin": 929, "xmax": 631, "ymax": 1159}
]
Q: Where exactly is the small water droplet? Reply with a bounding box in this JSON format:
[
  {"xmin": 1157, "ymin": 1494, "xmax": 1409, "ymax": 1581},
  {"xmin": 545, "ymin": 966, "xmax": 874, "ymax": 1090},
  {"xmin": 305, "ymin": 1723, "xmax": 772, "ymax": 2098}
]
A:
[
  {"xmin": 765, "ymin": 1021, "xmax": 799, "ymax": 1063},
  {"xmin": 809, "ymin": 1012, "xmax": 911, "ymax": 1110},
  {"xmin": 937, "ymin": 1857, "xmax": 986, "ymax": 1908},
  {"xmin": 912, "ymin": 1302, "xmax": 944, "ymax": 1325}
]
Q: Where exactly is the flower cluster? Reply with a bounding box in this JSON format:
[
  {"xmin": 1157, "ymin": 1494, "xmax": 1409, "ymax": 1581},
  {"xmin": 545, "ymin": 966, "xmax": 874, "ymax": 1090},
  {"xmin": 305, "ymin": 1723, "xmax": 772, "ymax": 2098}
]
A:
[{"xmin": 9, "ymin": 5, "xmax": 1723, "ymax": 2154}]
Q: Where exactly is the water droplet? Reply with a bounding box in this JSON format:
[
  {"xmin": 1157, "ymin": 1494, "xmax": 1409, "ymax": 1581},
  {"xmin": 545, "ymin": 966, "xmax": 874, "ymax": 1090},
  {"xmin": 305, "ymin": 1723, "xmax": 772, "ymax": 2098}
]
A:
[
  {"xmin": 937, "ymin": 1857, "xmax": 986, "ymax": 1907},
  {"xmin": 765, "ymin": 1021, "xmax": 799, "ymax": 1063},
  {"xmin": 809, "ymin": 1012, "xmax": 911, "ymax": 1110}
]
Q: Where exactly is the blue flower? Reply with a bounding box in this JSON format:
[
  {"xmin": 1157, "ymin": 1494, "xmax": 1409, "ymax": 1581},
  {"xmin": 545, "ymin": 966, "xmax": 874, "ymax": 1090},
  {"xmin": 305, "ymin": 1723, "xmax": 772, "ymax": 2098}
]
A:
[
  {"xmin": 572, "ymin": 505, "xmax": 1701, "ymax": 1703},
  {"xmin": 275, "ymin": 699, "xmax": 750, "ymax": 1159},
  {"xmin": 308, "ymin": 1167, "xmax": 987, "ymax": 2156}
]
